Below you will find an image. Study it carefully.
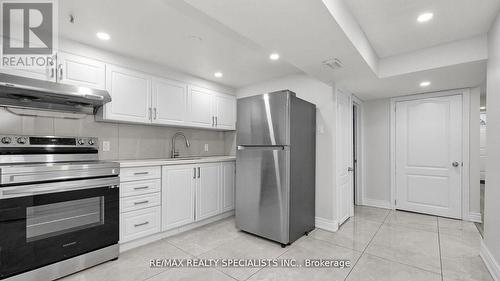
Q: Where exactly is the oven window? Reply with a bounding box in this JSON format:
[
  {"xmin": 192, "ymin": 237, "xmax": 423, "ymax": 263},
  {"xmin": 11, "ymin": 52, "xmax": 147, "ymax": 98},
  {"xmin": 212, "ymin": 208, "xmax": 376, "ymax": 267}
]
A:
[{"xmin": 26, "ymin": 197, "xmax": 104, "ymax": 242}]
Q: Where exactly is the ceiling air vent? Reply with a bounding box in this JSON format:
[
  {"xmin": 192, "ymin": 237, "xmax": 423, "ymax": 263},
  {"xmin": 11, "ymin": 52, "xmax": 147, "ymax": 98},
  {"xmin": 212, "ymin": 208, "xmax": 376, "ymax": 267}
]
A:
[{"xmin": 322, "ymin": 58, "xmax": 343, "ymax": 70}]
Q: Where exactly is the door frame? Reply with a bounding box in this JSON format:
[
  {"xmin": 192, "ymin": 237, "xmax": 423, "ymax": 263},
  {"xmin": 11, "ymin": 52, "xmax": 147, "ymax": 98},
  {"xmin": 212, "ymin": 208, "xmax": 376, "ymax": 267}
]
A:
[
  {"xmin": 389, "ymin": 89, "xmax": 470, "ymax": 219},
  {"xmin": 352, "ymin": 95, "xmax": 364, "ymax": 206}
]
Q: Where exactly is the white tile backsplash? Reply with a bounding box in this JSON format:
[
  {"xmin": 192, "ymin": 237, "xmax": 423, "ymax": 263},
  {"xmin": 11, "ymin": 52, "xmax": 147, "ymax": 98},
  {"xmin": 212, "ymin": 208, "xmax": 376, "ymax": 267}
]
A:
[{"xmin": 0, "ymin": 108, "xmax": 234, "ymax": 160}]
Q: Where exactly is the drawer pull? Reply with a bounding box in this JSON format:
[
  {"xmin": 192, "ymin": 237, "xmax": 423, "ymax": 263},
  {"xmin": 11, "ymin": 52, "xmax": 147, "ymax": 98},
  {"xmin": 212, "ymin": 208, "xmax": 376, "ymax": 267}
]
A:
[
  {"xmin": 134, "ymin": 200, "xmax": 149, "ymax": 205},
  {"xmin": 62, "ymin": 241, "xmax": 77, "ymax": 248},
  {"xmin": 134, "ymin": 172, "xmax": 149, "ymax": 175},
  {"xmin": 134, "ymin": 221, "xmax": 149, "ymax": 227},
  {"xmin": 133, "ymin": 186, "xmax": 149, "ymax": 190}
]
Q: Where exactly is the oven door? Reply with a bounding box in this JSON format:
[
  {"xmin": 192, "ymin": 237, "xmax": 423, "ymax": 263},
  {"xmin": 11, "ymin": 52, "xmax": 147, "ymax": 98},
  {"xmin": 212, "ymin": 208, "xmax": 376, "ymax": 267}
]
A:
[{"xmin": 0, "ymin": 177, "xmax": 119, "ymax": 280}]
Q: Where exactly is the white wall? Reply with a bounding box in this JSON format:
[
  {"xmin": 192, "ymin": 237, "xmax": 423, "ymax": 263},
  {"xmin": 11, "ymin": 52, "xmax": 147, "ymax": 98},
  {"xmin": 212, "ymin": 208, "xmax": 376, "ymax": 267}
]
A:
[
  {"xmin": 237, "ymin": 74, "xmax": 338, "ymax": 224},
  {"xmin": 362, "ymin": 99, "xmax": 391, "ymax": 206},
  {"xmin": 469, "ymin": 87, "xmax": 481, "ymax": 215},
  {"xmin": 362, "ymin": 92, "xmax": 481, "ymax": 216},
  {"xmin": 482, "ymin": 11, "xmax": 500, "ymax": 276}
]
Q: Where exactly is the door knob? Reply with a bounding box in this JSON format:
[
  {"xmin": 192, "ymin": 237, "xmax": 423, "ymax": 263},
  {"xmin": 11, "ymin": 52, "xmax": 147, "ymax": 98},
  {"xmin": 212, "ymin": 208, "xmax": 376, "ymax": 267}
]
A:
[{"xmin": 452, "ymin": 161, "xmax": 460, "ymax": 167}]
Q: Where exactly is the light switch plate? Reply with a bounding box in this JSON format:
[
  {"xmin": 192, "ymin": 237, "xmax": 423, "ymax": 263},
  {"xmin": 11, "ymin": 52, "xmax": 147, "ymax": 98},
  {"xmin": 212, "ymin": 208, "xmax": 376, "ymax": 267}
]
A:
[
  {"xmin": 102, "ymin": 141, "xmax": 110, "ymax": 152},
  {"xmin": 204, "ymin": 144, "xmax": 209, "ymax": 152}
]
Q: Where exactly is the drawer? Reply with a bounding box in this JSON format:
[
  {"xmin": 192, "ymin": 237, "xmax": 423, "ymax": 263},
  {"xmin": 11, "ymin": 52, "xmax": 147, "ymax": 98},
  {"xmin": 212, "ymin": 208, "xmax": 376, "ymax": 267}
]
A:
[
  {"xmin": 120, "ymin": 166, "xmax": 161, "ymax": 182},
  {"xmin": 120, "ymin": 206, "xmax": 161, "ymax": 243},
  {"xmin": 120, "ymin": 179, "xmax": 161, "ymax": 198},
  {"xmin": 120, "ymin": 193, "xmax": 161, "ymax": 213}
]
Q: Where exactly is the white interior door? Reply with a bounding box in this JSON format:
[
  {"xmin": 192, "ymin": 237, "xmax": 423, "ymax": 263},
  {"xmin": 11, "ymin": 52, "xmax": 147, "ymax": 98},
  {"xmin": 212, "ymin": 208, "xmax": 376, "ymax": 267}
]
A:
[
  {"xmin": 336, "ymin": 90, "xmax": 354, "ymax": 225},
  {"xmin": 395, "ymin": 95, "xmax": 462, "ymax": 218}
]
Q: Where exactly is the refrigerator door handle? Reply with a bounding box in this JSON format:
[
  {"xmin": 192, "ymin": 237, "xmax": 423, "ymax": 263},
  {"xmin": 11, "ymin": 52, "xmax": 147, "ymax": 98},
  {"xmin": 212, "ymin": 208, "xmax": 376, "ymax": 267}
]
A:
[{"xmin": 237, "ymin": 145, "xmax": 288, "ymax": 151}]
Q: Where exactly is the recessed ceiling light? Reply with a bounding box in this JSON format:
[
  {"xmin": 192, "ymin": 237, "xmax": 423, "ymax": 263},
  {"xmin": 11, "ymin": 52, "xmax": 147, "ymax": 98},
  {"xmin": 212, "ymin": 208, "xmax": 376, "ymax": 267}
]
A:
[
  {"xmin": 214, "ymin": 72, "xmax": 223, "ymax": 78},
  {"xmin": 417, "ymin": 12, "xmax": 434, "ymax": 23},
  {"xmin": 420, "ymin": 81, "xmax": 431, "ymax": 87},
  {"xmin": 96, "ymin": 32, "xmax": 110, "ymax": 41},
  {"xmin": 269, "ymin": 53, "xmax": 280, "ymax": 60}
]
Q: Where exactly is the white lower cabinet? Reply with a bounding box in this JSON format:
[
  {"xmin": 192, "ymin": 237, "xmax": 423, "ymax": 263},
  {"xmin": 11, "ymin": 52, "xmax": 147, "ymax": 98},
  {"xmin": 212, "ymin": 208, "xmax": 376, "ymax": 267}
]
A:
[
  {"xmin": 120, "ymin": 206, "xmax": 161, "ymax": 242},
  {"xmin": 196, "ymin": 163, "xmax": 221, "ymax": 221},
  {"xmin": 120, "ymin": 161, "xmax": 235, "ymax": 243},
  {"xmin": 162, "ymin": 161, "xmax": 235, "ymax": 231},
  {"xmin": 119, "ymin": 167, "xmax": 162, "ymax": 243},
  {"xmin": 221, "ymin": 162, "xmax": 236, "ymax": 212},
  {"xmin": 162, "ymin": 165, "xmax": 196, "ymax": 231}
]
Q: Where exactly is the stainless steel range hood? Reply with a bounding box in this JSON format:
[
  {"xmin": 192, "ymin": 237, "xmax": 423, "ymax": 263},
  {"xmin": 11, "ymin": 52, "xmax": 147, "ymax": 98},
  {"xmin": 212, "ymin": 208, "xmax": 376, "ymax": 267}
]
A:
[{"xmin": 0, "ymin": 73, "xmax": 111, "ymax": 114}]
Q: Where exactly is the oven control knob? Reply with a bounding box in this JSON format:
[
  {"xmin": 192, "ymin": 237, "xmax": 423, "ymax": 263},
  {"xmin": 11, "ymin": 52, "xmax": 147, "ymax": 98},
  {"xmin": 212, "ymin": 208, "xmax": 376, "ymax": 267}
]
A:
[
  {"xmin": 17, "ymin": 137, "xmax": 27, "ymax": 144},
  {"xmin": 1, "ymin": 137, "xmax": 12, "ymax": 144},
  {"xmin": 88, "ymin": 139, "xmax": 95, "ymax": 145},
  {"xmin": 78, "ymin": 139, "xmax": 85, "ymax": 145}
]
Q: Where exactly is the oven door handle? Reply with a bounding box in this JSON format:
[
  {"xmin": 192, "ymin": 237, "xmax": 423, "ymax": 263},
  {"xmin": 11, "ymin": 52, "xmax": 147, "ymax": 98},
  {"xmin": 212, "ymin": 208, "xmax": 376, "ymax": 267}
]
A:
[{"xmin": 0, "ymin": 177, "xmax": 120, "ymax": 198}]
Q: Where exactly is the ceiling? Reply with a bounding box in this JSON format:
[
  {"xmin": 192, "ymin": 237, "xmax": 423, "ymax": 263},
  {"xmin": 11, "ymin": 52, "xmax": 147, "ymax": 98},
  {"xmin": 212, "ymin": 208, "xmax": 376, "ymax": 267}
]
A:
[
  {"xmin": 345, "ymin": 0, "xmax": 500, "ymax": 58},
  {"xmin": 58, "ymin": 0, "xmax": 499, "ymax": 100},
  {"xmin": 58, "ymin": 0, "xmax": 302, "ymax": 89}
]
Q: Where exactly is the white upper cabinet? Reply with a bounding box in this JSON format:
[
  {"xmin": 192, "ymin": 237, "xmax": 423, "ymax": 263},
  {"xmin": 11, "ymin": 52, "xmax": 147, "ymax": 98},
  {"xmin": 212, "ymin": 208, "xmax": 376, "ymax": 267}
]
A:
[
  {"xmin": 104, "ymin": 64, "xmax": 152, "ymax": 123},
  {"xmin": 195, "ymin": 163, "xmax": 221, "ymax": 221},
  {"xmin": 187, "ymin": 86, "xmax": 236, "ymax": 130},
  {"xmin": 152, "ymin": 77, "xmax": 188, "ymax": 126},
  {"xmin": 57, "ymin": 52, "xmax": 106, "ymax": 90},
  {"xmin": 213, "ymin": 93, "xmax": 236, "ymax": 130},
  {"xmin": 0, "ymin": 59, "xmax": 56, "ymax": 82},
  {"xmin": 188, "ymin": 86, "xmax": 214, "ymax": 128}
]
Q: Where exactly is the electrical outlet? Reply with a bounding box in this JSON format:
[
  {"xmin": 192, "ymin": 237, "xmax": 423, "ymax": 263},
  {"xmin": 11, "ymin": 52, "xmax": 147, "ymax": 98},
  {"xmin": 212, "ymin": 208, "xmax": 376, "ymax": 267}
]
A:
[
  {"xmin": 102, "ymin": 141, "xmax": 110, "ymax": 152},
  {"xmin": 204, "ymin": 144, "xmax": 209, "ymax": 152}
]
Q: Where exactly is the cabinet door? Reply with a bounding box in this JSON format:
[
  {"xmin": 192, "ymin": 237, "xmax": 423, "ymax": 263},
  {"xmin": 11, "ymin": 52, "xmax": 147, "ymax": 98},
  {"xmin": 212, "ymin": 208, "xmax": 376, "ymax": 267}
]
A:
[
  {"xmin": 104, "ymin": 64, "xmax": 152, "ymax": 123},
  {"xmin": 196, "ymin": 163, "xmax": 220, "ymax": 221},
  {"xmin": 162, "ymin": 165, "xmax": 196, "ymax": 231},
  {"xmin": 214, "ymin": 94, "xmax": 236, "ymax": 130},
  {"xmin": 152, "ymin": 77, "xmax": 188, "ymax": 125},
  {"xmin": 221, "ymin": 162, "xmax": 235, "ymax": 212},
  {"xmin": 188, "ymin": 86, "xmax": 214, "ymax": 128},
  {"xmin": 57, "ymin": 52, "xmax": 106, "ymax": 89},
  {"xmin": 0, "ymin": 60, "xmax": 55, "ymax": 82}
]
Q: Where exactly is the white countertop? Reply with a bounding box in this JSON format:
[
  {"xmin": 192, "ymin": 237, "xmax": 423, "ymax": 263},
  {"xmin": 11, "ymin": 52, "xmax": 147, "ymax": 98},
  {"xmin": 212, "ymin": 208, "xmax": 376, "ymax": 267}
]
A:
[{"xmin": 118, "ymin": 155, "xmax": 236, "ymax": 168}]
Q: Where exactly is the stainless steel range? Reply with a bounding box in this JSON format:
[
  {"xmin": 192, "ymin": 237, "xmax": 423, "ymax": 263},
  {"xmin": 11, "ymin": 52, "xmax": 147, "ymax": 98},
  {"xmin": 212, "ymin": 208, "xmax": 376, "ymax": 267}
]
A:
[{"xmin": 0, "ymin": 135, "xmax": 120, "ymax": 281}]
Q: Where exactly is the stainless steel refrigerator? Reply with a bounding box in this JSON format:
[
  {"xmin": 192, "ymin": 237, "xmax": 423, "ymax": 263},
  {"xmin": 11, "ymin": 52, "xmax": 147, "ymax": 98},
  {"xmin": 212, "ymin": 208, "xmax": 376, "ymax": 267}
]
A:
[{"xmin": 236, "ymin": 90, "xmax": 316, "ymax": 247}]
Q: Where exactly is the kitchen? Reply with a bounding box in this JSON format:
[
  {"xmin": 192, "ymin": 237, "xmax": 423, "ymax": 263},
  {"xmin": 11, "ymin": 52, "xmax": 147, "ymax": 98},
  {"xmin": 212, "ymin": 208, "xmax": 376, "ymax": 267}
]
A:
[{"xmin": 1, "ymin": 0, "xmax": 500, "ymax": 281}]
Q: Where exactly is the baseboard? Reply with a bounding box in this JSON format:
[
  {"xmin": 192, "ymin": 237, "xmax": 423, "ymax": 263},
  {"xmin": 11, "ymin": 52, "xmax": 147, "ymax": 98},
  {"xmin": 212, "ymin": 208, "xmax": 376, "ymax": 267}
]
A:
[
  {"xmin": 468, "ymin": 212, "xmax": 482, "ymax": 223},
  {"xmin": 120, "ymin": 210, "xmax": 234, "ymax": 253},
  {"xmin": 315, "ymin": 217, "xmax": 338, "ymax": 232},
  {"xmin": 362, "ymin": 198, "xmax": 392, "ymax": 209},
  {"xmin": 480, "ymin": 240, "xmax": 500, "ymax": 281}
]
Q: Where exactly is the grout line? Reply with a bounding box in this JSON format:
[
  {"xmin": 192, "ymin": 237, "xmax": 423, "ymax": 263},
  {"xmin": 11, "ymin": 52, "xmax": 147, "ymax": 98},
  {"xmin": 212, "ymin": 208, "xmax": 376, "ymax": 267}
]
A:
[
  {"xmin": 437, "ymin": 217, "xmax": 444, "ymax": 281},
  {"xmin": 342, "ymin": 209, "xmax": 392, "ymax": 280},
  {"xmin": 242, "ymin": 242, "xmax": 294, "ymax": 281}
]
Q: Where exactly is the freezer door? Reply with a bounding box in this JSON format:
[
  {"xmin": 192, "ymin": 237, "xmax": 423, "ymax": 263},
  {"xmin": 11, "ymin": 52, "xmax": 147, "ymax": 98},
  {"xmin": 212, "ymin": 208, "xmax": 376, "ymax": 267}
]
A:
[
  {"xmin": 237, "ymin": 92, "xmax": 290, "ymax": 146},
  {"xmin": 235, "ymin": 146, "xmax": 290, "ymax": 244}
]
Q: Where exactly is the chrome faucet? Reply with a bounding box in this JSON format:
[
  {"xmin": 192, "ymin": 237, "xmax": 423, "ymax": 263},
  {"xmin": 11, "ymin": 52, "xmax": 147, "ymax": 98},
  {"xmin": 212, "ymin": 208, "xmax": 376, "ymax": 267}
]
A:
[{"xmin": 171, "ymin": 132, "xmax": 190, "ymax": 158}]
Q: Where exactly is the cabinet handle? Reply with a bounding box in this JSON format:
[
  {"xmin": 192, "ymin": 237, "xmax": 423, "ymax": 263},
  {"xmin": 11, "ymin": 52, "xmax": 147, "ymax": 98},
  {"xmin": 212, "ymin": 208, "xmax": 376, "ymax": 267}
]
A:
[
  {"xmin": 154, "ymin": 108, "xmax": 158, "ymax": 119},
  {"xmin": 134, "ymin": 172, "xmax": 149, "ymax": 175},
  {"xmin": 134, "ymin": 221, "xmax": 149, "ymax": 227},
  {"xmin": 193, "ymin": 167, "xmax": 196, "ymax": 179},
  {"xmin": 215, "ymin": 116, "xmax": 218, "ymax": 126},
  {"xmin": 134, "ymin": 200, "xmax": 149, "ymax": 205},
  {"xmin": 148, "ymin": 108, "xmax": 152, "ymax": 120},
  {"xmin": 198, "ymin": 167, "xmax": 200, "ymax": 178},
  {"xmin": 50, "ymin": 67, "xmax": 55, "ymax": 78},
  {"xmin": 212, "ymin": 116, "xmax": 215, "ymax": 127},
  {"xmin": 58, "ymin": 64, "xmax": 63, "ymax": 80},
  {"xmin": 133, "ymin": 186, "xmax": 149, "ymax": 190}
]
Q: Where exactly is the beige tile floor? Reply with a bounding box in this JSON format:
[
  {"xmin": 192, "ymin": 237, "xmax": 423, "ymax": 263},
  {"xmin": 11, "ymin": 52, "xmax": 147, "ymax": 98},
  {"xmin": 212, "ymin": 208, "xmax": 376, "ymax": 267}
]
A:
[{"xmin": 60, "ymin": 206, "xmax": 493, "ymax": 281}]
